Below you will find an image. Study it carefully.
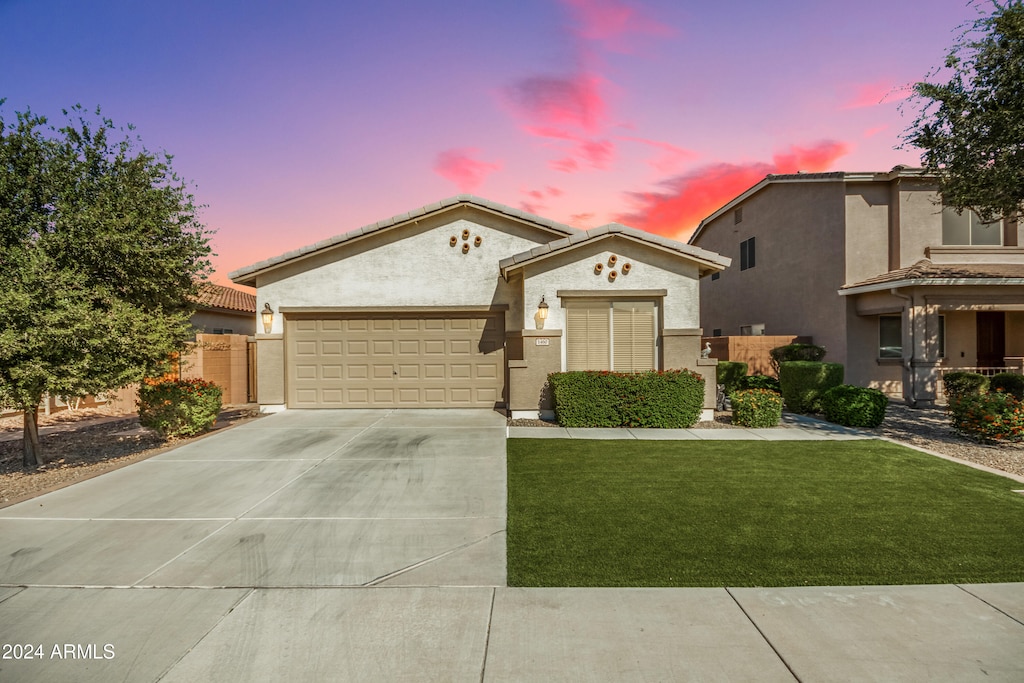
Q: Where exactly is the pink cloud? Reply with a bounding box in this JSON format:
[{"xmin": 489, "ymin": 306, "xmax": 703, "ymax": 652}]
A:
[
  {"xmin": 617, "ymin": 141, "xmax": 851, "ymax": 238},
  {"xmin": 620, "ymin": 136, "xmax": 698, "ymax": 173},
  {"xmin": 863, "ymin": 124, "xmax": 888, "ymax": 138},
  {"xmin": 842, "ymin": 79, "xmax": 911, "ymax": 109},
  {"xmin": 561, "ymin": 0, "xmax": 673, "ymax": 51},
  {"xmin": 569, "ymin": 212, "xmax": 596, "ymax": 227},
  {"xmin": 433, "ymin": 148, "xmax": 501, "ymax": 192},
  {"xmin": 506, "ymin": 73, "xmax": 606, "ymax": 135},
  {"xmin": 546, "ymin": 186, "xmax": 564, "ymax": 197},
  {"xmin": 578, "ymin": 138, "xmax": 615, "ymax": 168},
  {"xmin": 550, "ymin": 157, "xmax": 580, "ymax": 173}
]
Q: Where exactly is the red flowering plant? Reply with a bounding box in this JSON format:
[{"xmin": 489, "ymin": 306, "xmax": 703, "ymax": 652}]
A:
[
  {"xmin": 138, "ymin": 378, "xmax": 223, "ymax": 438},
  {"xmin": 947, "ymin": 390, "xmax": 1024, "ymax": 444}
]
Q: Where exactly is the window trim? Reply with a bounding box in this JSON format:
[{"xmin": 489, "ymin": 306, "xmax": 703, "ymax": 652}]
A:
[{"xmin": 563, "ymin": 298, "xmax": 660, "ymax": 372}]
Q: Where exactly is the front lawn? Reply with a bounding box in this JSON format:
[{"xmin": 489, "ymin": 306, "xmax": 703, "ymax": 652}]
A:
[{"xmin": 506, "ymin": 439, "xmax": 1024, "ymax": 587}]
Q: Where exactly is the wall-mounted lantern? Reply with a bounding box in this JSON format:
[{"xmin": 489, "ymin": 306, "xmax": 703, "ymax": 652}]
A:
[
  {"xmin": 537, "ymin": 296, "xmax": 549, "ymax": 330},
  {"xmin": 261, "ymin": 303, "xmax": 274, "ymax": 334}
]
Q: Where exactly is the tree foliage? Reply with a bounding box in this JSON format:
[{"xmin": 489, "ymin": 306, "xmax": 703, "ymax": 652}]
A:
[
  {"xmin": 0, "ymin": 103, "xmax": 213, "ymax": 467},
  {"xmin": 902, "ymin": 1, "xmax": 1024, "ymax": 223}
]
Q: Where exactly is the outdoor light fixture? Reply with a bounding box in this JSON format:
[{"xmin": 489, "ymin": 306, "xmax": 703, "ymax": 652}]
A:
[
  {"xmin": 261, "ymin": 303, "xmax": 274, "ymax": 334},
  {"xmin": 537, "ymin": 296, "xmax": 549, "ymax": 330}
]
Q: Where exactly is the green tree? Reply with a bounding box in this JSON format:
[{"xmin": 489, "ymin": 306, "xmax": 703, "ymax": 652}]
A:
[
  {"xmin": 0, "ymin": 104, "xmax": 213, "ymax": 468},
  {"xmin": 902, "ymin": 0, "xmax": 1024, "ymax": 223}
]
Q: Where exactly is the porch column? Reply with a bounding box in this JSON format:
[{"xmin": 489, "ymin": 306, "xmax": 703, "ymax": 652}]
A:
[
  {"xmin": 508, "ymin": 330, "xmax": 562, "ymax": 419},
  {"xmin": 901, "ymin": 295, "xmax": 942, "ymax": 407}
]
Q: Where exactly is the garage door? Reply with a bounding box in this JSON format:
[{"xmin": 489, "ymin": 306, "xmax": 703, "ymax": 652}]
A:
[{"xmin": 286, "ymin": 314, "xmax": 505, "ymax": 408}]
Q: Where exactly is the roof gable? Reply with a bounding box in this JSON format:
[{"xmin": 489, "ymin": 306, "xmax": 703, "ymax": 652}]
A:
[
  {"xmin": 500, "ymin": 223, "xmax": 730, "ymax": 278},
  {"xmin": 193, "ymin": 282, "xmax": 256, "ymax": 313},
  {"xmin": 230, "ymin": 196, "xmax": 578, "ymax": 287}
]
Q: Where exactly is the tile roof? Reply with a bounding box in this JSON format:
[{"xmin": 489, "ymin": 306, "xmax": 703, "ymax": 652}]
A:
[
  {"xmin": 194, "ymin": 282, "xmax": 257, "ymax": 313},
  {"xmin": 229, "ymin": 195, "xmax": 578, "ymax": 285},
  {"xmin": 499, "ymin": 223, "xmax": 731, "ymax": 275},
  {"xmin": 841, "ymin": 259, "xmax": 1024, "ymax": 292}
]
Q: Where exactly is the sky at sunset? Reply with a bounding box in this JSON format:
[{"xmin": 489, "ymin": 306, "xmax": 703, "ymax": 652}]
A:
[{"xmin": 1, "ymin": 0, "xmax": 987, "ymax": 285}]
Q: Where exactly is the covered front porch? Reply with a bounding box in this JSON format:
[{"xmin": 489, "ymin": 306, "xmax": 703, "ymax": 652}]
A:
[{"xmin": 842, "ymin": 269, "xmax": 1024, "ymax": 406}]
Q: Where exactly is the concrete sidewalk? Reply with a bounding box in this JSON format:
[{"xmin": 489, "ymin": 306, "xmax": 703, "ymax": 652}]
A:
[{"xmin": 509, "ymin": 412, "xmax": 873, "ymax": 440}]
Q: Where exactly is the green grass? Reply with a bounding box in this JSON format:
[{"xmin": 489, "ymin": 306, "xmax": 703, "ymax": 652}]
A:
[{"xmin": 506, "ymin": 439, "xmax": 1024, "ymax": 587}]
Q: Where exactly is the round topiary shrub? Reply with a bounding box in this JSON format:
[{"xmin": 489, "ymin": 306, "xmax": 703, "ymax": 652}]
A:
[
  {"xmin": 778, "ymin": 361, "xmax": 844, "ymax": 414},
  {"xmin": 138, "ymin": 378, "xmax": 223, "ymax": 438},
  {"xmin": 942, "ymin": 371, "xmax": 988, "ymax": 400},
  {"xmin": 989, "ymin": 372, "xmax": 1024, "ymax": 400},
  {"xmin": 731, "ymin": 389, "xmax": 784, "ymax": 427},
  {"xmin": 820, "ymin": 385, "xmax": 889, "ymax": 428},
  {"xmin": 738, "ymin": 374, "xmax": 781, "ymax": 393}
]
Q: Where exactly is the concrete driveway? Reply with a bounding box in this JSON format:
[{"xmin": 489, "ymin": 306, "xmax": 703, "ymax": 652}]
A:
[{"xmin": 2, "ymin": 410, "xmax": 1023, "ymax": 682}]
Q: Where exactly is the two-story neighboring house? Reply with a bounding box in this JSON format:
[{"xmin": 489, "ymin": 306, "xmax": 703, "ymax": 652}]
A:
[{"xmin": 689, "ymin": 166, "xmax": 1024, "ymax": 406}]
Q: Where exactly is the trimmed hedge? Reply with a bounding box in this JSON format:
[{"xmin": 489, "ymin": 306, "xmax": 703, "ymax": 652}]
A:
[
  {"xmin": 948, "ymin": 392, "xmax": 1024, "ymax": 443},
  {"xmin": 731, "ymin": 389, "xmax": 784, "ymax": 427},
  {"xmin": 990, "ymin": 373, "xmax": 1024, "ymax": 400},
  {"xmin": 549, "ymin": 370, "xmax": 705, "ymax": 428},
  {"xmin": 779, "ymin": 361, "xmax": 844, "ymax": 414},
  {"xmin": 769, "ymin": 343, "xmax": 826, "ymax": 375},
  {"xmin": 716, "ymin": 361, "xmax": 748, "ymax": 396},
  {"xmin": 820, "ymin": 385, "xmax": 889, "ymax": 428},
  {"xmin": 138, "ymin": 378, "xmax": 222, "ymax": 438},
  {"xmin": 738, "ymin": 374, "xmax": 781, "ymax": 393},
  {"xmin": 943, "ymin": 371, "xmax": 988, "ymax": 399}
]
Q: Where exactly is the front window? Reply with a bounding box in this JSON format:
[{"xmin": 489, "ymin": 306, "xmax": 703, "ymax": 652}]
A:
[
  {"xmin": 942, "ymin": 208, "xmax": 1002, "ymax": 246},
  {"xmin": 879, "ymin": 315, "xmax": 902, "ymax": 359},
  {"xmin": 566, "ymin": 300, "xmax": 657, "ymax": 372},
  {"xmin": 877, "ymin": 315, "xmax": 945, "ymax": 359}
]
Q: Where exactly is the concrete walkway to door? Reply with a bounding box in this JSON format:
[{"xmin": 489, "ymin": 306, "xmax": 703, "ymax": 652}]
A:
[{"xmin": 1, "ymin": 409, "xmax": 1022, "ymax": 681}]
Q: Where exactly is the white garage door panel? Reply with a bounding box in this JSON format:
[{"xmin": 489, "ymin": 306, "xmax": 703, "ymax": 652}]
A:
[{"xmin": 286, "ymin": 315, "xmax": 505, "ymax": 408}]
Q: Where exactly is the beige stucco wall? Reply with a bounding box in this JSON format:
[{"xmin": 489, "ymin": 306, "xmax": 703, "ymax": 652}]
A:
[
  {"xmin": 518, "ymin": 237, "xmax": 701, "ymax": 336},
  {"xmin": 695, "ymin": 180, "xmax": 849, "ymax": 363},
  {"xmin": 256, "ymin": 208, "xmax": 562, "ymax": 335},
  {"xmin": 891, "ymin": 177, "xmax": 944, "ymax": 269}
]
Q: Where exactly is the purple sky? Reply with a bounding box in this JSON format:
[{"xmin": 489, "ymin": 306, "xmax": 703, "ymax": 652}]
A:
[{"xmin": 1, "ymin": 0, "xmax": 983, "ymax": 284}]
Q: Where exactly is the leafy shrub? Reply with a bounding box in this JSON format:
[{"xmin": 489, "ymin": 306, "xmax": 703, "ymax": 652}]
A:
[
  {"xmin": 820, "ymin": 385, "xmax": 889, "ymax": 428},
  {"xmin": 138, "ymin": 379, "xmax": 223, "ymax": 438},
  {"xmin": 779, "ymin": 361, "xmax": 844, "ymax": 414},
  {"xmin": 731, "ymin": 389, "xmax": 784, "ymax": 427},
  {"xmin": 942, "ymin": 371, "xmax": 988, "ymax": 400},
  {"xmin": 716, "ymin": 361, "xmax": 748, "ymax": 396},
  {"xmin": 549, "ymin": 370, "xmax": 705, "ymax": 428},
  {"xmin": 948, "ymin": 392, "xmax": 1024, "ymax": 443},
  {"xmin": 989, "ymin": 373, "xmax": 1024, "ymax": 400},
  {"xmin": 738, "ymin": 374, "xmax": 781, "ymax": 393},
  {"xmin": 769, "ymin": 343, "xmax": 826, "ymax": 375}
]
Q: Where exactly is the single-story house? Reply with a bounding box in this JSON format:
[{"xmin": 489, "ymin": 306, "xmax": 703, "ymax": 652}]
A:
[
  {"xmin": 191, "ymin": 282, "xmax": 258, "ymax": 337},
  {"xmin": 229, "ymin": 196, "xmax": 729, "ymax": 418}
]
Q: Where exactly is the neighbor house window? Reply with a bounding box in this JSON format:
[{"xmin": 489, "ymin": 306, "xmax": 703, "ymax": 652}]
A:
[
  {"xmin": 712, "ymin": 328, "xmax": 722, "ymax": 337},
  {"xmin": 740, "ymin": 237, "xmax": 755, "ymax": 270},
  {"xmin": 711, "ymin": 272, "xmax": 720, "ymax": 281},
  {"xmin": 879, "ymin": 316, "xmax": 902, "ymax": 359},
  {"xmin": 566, "ymin": 300, "xmax": 656, "ymax": 372},
  {"xmin": 942, "ymin": 208, "xmax": 1002, "ymax": 246},
  {"xmin": 740, "ymin": 324, "xmax": 765, "ymax": 336}
]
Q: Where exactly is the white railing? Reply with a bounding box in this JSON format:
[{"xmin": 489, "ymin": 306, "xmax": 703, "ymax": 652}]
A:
[{"xmin": 937, "ymin": 365, "xmax": 1023, "ymax": 397}]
